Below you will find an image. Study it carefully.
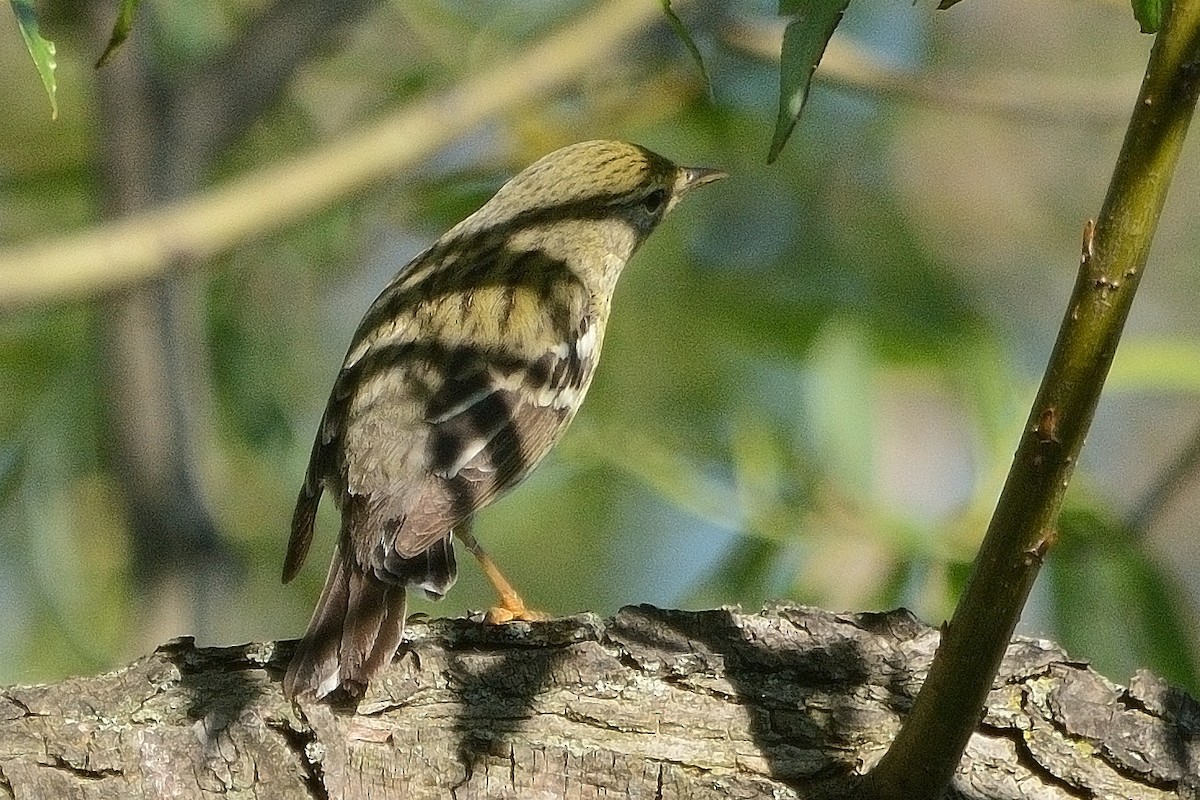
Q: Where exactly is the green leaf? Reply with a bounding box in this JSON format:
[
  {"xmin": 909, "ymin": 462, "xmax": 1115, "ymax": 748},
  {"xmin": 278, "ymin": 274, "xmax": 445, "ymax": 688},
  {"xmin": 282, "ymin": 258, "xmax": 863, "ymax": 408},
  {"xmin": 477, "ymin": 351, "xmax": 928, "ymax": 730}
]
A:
[
  {"xmin": 802, "ymin": 319, "xmax": 876, "ymax": 493},
  {"xmin": 95, "ymin": 0, "xmax": 142, "ymax": 68},
  {"xmin": 730, "ymin": 414, "xmax": 811, "ymax": 544},
  {"xmin": 769, "ymin": 0, "xmax": 849, "ymax": 163},
  {"xmin": 10, "ymin": 0, "xmax": 58, "ymax": 120},
  {"xmin": 1131, "ymin": 0, "xmax": 1163, "ymax": 33},
  {"xmin": 659, "ymin": 0, "xmax": 712, "ymax": 96}
]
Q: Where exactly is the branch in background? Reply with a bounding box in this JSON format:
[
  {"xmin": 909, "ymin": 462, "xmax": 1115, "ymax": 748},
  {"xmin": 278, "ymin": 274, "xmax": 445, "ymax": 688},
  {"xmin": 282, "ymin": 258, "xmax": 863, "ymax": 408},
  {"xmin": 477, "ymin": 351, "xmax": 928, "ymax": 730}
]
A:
[
  {"xmin": 866, "ymin": 1, "xmax": 1200, "ymax": 796},
  {"xmin": 0, "ymin": 0, "xmax": 670, "ymax": 308},
  {"xmin": 1129, "ymin": 422, "xmax": 1200, "ymax": 538},
  {"xmin": 169, "ymin": 0, "xmax": 376, "ymax": 171},
  {"xmin": 728, "ymin": 23, "xmax": 1138, "ymax": 124}
]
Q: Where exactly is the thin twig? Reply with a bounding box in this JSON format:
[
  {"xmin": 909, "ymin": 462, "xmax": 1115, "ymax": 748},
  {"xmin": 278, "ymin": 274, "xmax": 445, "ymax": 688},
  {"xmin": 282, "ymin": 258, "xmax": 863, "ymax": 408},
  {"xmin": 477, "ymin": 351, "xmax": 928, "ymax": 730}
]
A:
[
  {"xmin": 1128, "ymin": 421, "xmax": 1200, "ymax": 537},
  {"xmin": 865, "ymin": 1, "xmax": 1200, "ymax": 796}
]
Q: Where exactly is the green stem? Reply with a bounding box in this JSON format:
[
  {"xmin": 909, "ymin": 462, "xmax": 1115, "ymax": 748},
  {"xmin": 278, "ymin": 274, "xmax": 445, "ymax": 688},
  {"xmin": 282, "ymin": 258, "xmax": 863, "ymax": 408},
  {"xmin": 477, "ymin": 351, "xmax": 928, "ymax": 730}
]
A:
[{"xmin": 865, "ymin": 4, "xmax": 1200, "ymax": 797}]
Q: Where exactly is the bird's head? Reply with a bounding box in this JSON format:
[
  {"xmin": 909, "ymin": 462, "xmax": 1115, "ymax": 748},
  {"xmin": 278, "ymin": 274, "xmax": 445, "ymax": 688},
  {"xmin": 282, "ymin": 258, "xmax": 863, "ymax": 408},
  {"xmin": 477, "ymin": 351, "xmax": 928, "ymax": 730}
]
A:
[{"xmin": 452, "ymin": 140, "xmax": 725, "ymax": 242}]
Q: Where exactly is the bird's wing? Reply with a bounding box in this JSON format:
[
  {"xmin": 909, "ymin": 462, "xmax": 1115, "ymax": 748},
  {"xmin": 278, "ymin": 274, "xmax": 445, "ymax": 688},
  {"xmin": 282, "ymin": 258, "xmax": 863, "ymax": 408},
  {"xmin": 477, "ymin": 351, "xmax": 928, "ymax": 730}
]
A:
[
  {"xmin": 386, "ymin": 332, "xmax": 593, "ymax": 556},
  {"xmin": 331, "ymin": 258, "xmax": 596, "ymax": 582},
  {"xmin": 282, "ymin": 427, "xmax": 328, "ymax": 583}
]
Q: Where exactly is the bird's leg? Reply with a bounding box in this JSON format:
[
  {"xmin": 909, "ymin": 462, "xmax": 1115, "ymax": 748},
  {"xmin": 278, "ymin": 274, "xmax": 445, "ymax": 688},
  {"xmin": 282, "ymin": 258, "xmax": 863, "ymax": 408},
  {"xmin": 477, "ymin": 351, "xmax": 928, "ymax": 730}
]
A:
[{"xmin": 455, "ymin": 521, "xmax": 546, "ymax": 623}]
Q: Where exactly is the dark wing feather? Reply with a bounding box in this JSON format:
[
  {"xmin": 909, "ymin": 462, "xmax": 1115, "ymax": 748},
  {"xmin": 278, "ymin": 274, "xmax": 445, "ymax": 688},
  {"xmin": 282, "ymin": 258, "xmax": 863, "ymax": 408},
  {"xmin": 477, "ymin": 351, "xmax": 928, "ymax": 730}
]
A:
[
  {"xmin": 283, "ymin": 499, "xmax": 409, "ymax": 699},
  {"xmin": 378, "ymin": 311, "xmax": 596, "ymax": 563},
  {"xmin": 282, "ymin": 428, "xmax": 329, "ymax": 583},
  {"xmin": 283, "ymin": 358, "xmax": 354, "ymax": 583}
]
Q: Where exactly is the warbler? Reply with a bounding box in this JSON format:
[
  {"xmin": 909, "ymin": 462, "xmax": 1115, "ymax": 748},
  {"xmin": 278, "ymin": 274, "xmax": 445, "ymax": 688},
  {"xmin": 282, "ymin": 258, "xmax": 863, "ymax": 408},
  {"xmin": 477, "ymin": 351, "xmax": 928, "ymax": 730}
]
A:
[{"xmin": 282, "ymin": 140, "xmax": 725, "ymax": 700}]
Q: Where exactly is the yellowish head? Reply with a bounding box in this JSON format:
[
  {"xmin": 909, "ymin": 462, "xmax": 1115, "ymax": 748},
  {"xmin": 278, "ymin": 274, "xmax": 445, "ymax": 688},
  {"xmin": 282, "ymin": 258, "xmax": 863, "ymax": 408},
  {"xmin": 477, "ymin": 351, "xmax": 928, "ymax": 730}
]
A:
[{"xmin": 458, "ymin": 140, "xmax": 726, "ymax": 236}]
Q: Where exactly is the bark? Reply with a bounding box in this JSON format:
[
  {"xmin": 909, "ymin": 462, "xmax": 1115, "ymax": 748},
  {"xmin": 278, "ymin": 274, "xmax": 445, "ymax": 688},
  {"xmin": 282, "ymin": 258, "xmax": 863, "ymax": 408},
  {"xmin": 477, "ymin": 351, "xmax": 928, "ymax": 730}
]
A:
[{"xmin": 0, "ymin": 604, "xmax": 1196, "ymax": 799}]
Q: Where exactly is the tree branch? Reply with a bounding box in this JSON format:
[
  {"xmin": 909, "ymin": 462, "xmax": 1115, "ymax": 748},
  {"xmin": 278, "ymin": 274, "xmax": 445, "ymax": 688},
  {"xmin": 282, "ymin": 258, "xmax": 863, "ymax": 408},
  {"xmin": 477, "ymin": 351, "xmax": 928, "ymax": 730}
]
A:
[
  {"xmin": 867, "ymin": 3, "xmax": 1200, "ymax": 796},
  {"xmin": 0, "ymin": 605, "xmax": 1195, "ymax": 799}
]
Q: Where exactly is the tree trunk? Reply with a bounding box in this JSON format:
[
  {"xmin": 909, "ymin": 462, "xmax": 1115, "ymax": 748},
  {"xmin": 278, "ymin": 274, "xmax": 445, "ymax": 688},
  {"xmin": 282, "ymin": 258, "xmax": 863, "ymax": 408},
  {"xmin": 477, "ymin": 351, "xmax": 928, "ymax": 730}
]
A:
[{"xmin": 0, "ymin": 604, "xmax": 1196, "ymax": 799}]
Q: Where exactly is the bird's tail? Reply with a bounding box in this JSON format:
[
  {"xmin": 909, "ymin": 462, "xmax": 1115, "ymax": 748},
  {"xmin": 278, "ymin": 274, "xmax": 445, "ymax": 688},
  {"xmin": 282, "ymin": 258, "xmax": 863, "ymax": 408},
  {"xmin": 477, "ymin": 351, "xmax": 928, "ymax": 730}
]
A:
[{"xmin": 283, "ymin": 542, "xmax": 409, "ymax": 700}]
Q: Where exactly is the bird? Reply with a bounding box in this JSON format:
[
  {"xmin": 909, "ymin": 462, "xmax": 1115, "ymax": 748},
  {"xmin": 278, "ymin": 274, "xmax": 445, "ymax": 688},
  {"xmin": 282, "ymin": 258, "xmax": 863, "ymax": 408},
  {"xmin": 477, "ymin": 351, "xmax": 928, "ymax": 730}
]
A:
[{"xmin": 282, "ymin": 140, "xmax": 726, "ymax": 700}]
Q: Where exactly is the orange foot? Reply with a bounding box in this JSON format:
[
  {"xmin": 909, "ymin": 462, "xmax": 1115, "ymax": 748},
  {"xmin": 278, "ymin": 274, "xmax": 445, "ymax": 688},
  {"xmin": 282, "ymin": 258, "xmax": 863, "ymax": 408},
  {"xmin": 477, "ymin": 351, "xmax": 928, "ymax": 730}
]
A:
[
  {"xmin": 457, "ymin": 526, "xmax": 549, "ymax": 624},
  {"xmin": 484, "ymin": 597, "xmax": 549, "ymax": 625}
]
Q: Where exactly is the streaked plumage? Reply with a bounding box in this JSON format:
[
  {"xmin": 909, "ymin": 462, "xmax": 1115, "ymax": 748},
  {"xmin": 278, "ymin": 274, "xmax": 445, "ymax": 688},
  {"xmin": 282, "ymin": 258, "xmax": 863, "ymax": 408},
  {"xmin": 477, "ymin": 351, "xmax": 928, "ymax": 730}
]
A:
[{"xmin": 283, "ymin": 140, "xmax": 725, "ymax": 700}]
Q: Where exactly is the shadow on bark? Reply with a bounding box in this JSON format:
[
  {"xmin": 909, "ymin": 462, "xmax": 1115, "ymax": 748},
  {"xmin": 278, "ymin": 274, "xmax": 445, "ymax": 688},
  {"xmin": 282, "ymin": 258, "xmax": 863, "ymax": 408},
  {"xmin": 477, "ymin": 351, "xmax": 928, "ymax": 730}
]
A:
[
  {"xmin": 444, "ymin": 631, "xmax": 569, "ymax": 788},
  {"xmin": 607, "ymin": 605, "xmax": 925, "ymax": 794},
  {"xmin": 6, "ymin": 607, "xmax": 1193, "ymax": 798}
]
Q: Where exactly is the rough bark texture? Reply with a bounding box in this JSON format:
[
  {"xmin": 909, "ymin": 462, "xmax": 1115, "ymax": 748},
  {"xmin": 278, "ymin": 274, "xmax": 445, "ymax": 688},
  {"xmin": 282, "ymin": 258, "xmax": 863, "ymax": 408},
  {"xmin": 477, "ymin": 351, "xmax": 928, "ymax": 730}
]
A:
[{"xmin": 0, "ymin": 604, "xmax": 1196, "ymax": 799}]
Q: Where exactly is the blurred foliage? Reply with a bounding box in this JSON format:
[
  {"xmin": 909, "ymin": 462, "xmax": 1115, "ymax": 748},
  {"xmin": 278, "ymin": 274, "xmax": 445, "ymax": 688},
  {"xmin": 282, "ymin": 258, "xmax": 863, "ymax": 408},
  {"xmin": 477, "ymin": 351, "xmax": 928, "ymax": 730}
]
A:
[
  {"xmin": 1, "ymin": 0, "xmax": 1198, "ymax": 699},
  {"xmin": 660, "ymin": 0, "xmax": 712, "ymax": 95},
  {"xmin": 1053, "ymin": 506, "xmax": 1198, "ymax": 690}
]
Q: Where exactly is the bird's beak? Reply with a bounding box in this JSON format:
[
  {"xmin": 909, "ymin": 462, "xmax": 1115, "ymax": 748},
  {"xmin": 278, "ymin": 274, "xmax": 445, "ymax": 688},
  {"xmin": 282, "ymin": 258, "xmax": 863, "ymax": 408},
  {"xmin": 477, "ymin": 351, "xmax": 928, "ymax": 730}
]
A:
[{"xmin": 678, "ymin": 166, "xmax": 729, "ymax": 195}]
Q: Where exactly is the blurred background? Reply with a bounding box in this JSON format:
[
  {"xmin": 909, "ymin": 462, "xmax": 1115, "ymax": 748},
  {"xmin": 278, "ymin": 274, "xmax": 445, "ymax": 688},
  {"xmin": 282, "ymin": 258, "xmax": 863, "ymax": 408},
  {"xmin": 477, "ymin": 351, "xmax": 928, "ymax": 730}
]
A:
[{"xmin": 1, "ymin": 0, "xmax": 1198, "ymax": 695}]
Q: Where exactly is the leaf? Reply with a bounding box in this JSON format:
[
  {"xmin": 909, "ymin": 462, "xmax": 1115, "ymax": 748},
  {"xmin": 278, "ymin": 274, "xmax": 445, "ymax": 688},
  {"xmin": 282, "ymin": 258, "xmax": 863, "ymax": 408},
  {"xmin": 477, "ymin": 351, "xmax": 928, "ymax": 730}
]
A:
[
  {"xmin": 95, "ymin": 0, "xmax": 142, "ymax": 68},
  {"xmin": 1131, "ymin": 0, "xmax": 1163, "ymax": 33},
  {"xmin": 659, "ymin": 0, "xmax": 712, "ymax": 96},
  {"xmin": 802, "ymin": 319, "xmax": 876, "ymax": 493},
  {"xmin": 730, "ymin": 415, "xmax": 811, "ymax": 544},
  {"xmin": 769, "ymin": 0, "xmax": 849, "ymax": 163},
  {"xmin": 10, "ymin": 0, "xmax": 58, "ymax": 120}
]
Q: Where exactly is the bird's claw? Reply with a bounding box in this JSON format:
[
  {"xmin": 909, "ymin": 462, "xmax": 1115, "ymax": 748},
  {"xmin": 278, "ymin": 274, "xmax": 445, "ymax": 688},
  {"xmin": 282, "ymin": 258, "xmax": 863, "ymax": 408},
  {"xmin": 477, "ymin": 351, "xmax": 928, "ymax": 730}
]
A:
[{"xmin": 484, "ymin": 604, "xmax": 548, "ymax": 625}]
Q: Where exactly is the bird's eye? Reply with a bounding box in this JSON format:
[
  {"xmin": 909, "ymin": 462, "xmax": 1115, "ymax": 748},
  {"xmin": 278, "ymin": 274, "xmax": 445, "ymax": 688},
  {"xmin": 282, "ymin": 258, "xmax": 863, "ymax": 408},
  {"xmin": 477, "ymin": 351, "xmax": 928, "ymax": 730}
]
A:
[{"xmin": 640, "ymin": 189, "xmax": 667, "ymax": 215}]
